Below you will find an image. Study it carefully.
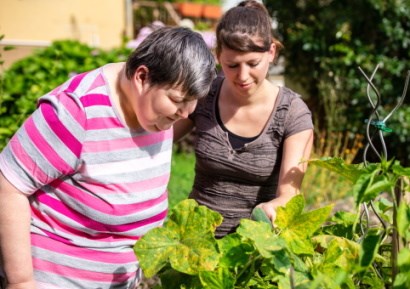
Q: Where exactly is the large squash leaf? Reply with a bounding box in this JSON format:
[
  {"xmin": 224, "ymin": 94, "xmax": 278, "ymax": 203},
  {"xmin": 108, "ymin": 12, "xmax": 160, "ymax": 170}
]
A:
[
  {"xmin": 275, "ymin": 195, "xmax": 333, "ymax": 255},
  {"xmin": 134, "ymin": 199, "xmax": 223, "ymax": 277}
]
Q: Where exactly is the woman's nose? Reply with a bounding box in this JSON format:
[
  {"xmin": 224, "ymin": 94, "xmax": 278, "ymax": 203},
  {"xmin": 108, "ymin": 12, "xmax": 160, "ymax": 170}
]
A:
[
  {"xmin": 237, "ymin": 65, "xmax": 249, "ymax": 81},
  {"xmin": 176, "ymin": 100, "xmax": 197, "ymax": 119}
]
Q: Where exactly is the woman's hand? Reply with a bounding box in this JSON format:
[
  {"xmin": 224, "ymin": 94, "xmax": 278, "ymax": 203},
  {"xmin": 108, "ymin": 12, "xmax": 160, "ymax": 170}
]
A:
[{"xmin": 255, "ymin": 202, "xmax": 277, "ymax": 223}]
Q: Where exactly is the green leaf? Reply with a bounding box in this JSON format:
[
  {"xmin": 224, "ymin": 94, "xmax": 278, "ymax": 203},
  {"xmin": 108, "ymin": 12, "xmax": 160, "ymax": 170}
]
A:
[
  {"xmin": 397, "ymin": 248, "xmax": 410, "ymax": 271},
  {"xmin": 359, "ymin": 232, "xmax": 381, "ymax": 268},
  {"xmin": 134, "ymin": 199, "xmax": 223, "ymax": 277},
  {"xmin": 217, "ymin": 233, "xmax": 253, "ymax": 268},
  {"xmin": 308, "ymin": 157, "xmax": 364, "ymax": 182},
  {"xmin": 280, "ymin": 230, "xmax": 314, "ymax": 255},
  {"xmin": 314, "ymin": 235, "xmax": 360, "ymax": 272},
  {"xmin": 308, "ymin": 270, "xmax": 351, "ymax": 289},
  {"xmin": 397, "ymin": 201, "xmax": 410, "ymax": 240},
  {"xmin": 277, "ymin": 269, "xmax": 312, "ymax": 289},
  {"xmin": 353, "ymin": 170, "xmax": 393, "ymax": 207},
  {"xmin": 322, "ymin": 211, "xmax": 357, "ymax": 239},
  {"xmin": 133, "ymin": 222, "xmax": 180, "ymax": 278},
  {"xmin": 394, "ymin": 248, "xmax": 410, "ymax": 289},
  {"xmin": 159, "ymin": 269, "xmax": 202, "ymax": 289},
  {"xmin": 168, "ymin": 198, "xmax": 223, "ymax": 238},
  {"xmin": 392, "ymin": 162, "xmax": 410, "ymax": 178},
  {"xmin": 330, "ymin": 211, "xmax": 357, "ymax": 225},
  {"xmin": 199, "ymin": 267, "xmax": 235, "ymax": 289},
  {"xmin": 275, "ymin": 196, "xmax": 333, "ymax": 255},
  {"xmin": 275, "ymin": 194, "xmax": 305, "ymax": 229},
  {"xmin": 361, "ymin": 273, "xmax": 385, "ymax": 289},
  {"xmin": 236, "ymin": 219, "xmax": 284, "ymax": 258},
  {"xmin": 267, "ymin": 248, "xmax": 291, "ymax": 275}
]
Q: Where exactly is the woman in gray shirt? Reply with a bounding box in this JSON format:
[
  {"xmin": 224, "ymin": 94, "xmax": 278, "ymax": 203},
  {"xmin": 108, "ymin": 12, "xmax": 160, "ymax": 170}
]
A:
[{"xmin": 174, "ymin": 0, "xmax": 314, "ymax": 237}]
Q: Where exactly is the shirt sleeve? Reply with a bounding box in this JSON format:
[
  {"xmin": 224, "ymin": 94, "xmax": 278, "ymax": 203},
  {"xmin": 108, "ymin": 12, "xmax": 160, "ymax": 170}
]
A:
[
  {"xmin": 0, "ymin": 91, "xmax": 86, "ymax": 195},
  {"xmin": 284, "ymin": 96, "xmax": 314, "ymax": 138}
]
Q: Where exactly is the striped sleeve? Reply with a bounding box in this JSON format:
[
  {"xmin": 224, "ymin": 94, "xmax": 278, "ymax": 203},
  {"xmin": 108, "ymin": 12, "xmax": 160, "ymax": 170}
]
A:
[{"xmin": 0, "ymin": 91, "xmax": 86, "ymax": 194}]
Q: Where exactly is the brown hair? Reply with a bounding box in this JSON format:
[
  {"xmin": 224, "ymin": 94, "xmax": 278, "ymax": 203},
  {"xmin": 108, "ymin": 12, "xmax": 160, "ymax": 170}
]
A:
[{"xmin": 215, "ymin": 0, "xmax": 283, "ymax": 57}]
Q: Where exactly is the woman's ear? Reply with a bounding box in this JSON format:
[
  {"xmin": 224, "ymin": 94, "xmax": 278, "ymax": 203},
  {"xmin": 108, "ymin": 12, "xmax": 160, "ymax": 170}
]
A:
[
  {"xmin": 268, "ymin": 42, "xmax": 276, "ymax": 62},
  {"xmin": 133, "ymin": 65, "xmax": 149, "ymax": 86}
]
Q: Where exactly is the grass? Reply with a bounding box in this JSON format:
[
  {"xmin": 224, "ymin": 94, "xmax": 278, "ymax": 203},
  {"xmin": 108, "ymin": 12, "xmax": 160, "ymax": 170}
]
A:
[{"xmin": 168, "ymin": 150, "xmax": 196, "ymax": 209}]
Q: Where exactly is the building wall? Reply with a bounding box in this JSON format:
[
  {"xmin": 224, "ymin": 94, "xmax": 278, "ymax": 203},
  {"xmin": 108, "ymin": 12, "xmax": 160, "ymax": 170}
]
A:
[{"xmin": 0, "ymin": 0, "xmax": 132, "ymax": 68}]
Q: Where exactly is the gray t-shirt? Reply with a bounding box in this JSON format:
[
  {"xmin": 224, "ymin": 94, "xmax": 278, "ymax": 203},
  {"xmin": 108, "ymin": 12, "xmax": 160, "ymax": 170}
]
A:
[{"xmin": 189, "ymin": 77, "xmax": 313, "ymax": 237}]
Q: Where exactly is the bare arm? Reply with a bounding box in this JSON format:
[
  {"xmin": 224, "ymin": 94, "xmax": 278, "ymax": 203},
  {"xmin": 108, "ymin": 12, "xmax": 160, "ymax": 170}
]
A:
[
  {"xmin": 0, "ymin": 172, "xmax": 36, "ymax": 289},
  {"xmin": 173, "ymin": 119, "xmax": 195, "ymax": 142},
  {"xmin": 256, "ymin": 129, "xmax": 314, "ymax": 220}
]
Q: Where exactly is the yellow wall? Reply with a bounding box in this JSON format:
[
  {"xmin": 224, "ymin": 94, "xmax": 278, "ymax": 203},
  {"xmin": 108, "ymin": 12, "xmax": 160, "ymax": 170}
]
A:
[{"xmin": 0, "ymin": 0, "xmax": 132, "ymax": 67}]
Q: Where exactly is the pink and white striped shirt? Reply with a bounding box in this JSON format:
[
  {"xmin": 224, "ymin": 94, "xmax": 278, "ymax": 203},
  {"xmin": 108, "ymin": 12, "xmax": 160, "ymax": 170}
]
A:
[{"xmin": 0, "ymin": 66, "xmax": 172, "ymax": 288}]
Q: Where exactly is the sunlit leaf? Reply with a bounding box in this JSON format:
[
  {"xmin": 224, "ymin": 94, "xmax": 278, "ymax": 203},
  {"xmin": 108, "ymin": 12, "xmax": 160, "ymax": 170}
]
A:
[
  {"xmin": 236, "ymin": 219, "xmax": 284, "ymax": 258},
  {"xmin": 392, "ymin": 162, "xmax": 410, "ymax": 177},
  {"xmin": 397, "ymin": 202, "xmax": 410, "ymax": 240},
  {"xmin": 134, "ymin": 199, "xmax": 222, "ymax": 277},
  {"xmin": 308, "ymin": 157, "xmax": 364, "ymax": 182},
  {"xmin": 275, "ymin": 196, "xmax": 332, "ymax": 255},
  {"xmin": 275, "ymin": 194, "xmax": 305, "ymax": 229},
  {"xmin": 314, "ymin": 235, "xmax": 359, "ymax": 272}
]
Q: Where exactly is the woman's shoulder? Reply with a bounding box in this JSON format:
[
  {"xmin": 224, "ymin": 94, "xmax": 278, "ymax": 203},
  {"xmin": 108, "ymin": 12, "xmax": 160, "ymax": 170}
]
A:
[
  {"xmin": 279, "ymin": 86, "xmax": 302, "ymax": 100},
  {"xmin": 277, "ymin": 86, "xmax": 310, "ymax": 109},
  {"xmin": 210, "ymin": 76, "xmax": 224, "ymax": 96}
]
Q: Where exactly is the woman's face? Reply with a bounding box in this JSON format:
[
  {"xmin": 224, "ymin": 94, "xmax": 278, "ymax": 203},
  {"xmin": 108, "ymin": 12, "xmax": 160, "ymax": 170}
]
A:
[
  {"xmin": 218, "ymin": 43, "xmax": 275, "ymax": 97},
  {"xmin": 130, "ymin": 66, "xmax": 197, "ymax": 132},
  {"xmin": 135, "ymin": 84, "xmax": 197, "ymax": 132}
]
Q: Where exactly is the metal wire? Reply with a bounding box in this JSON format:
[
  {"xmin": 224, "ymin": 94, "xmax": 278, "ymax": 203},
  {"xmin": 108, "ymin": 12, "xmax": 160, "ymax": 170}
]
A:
[{"xmin": 357, "ymin": 65, "xmax": 410, "ymax": 281}]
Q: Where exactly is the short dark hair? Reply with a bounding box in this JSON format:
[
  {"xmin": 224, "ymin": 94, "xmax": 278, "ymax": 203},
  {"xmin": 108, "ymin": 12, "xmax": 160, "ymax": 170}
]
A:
[{"xmin": 126, "ymin": 27, "xmax": 216, "ymax": 100}]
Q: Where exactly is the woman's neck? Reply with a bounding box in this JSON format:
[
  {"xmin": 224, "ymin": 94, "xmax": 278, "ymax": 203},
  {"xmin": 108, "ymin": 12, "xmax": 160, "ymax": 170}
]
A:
[{"xmin": 106, "ymin": 63, "xmax": 141, "ymax": 130}]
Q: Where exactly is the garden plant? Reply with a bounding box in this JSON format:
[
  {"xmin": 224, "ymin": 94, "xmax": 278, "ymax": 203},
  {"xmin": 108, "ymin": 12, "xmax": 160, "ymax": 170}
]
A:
[{"xmin": 134, "ymin": 156, "xmax": 410, "ymax": 289}]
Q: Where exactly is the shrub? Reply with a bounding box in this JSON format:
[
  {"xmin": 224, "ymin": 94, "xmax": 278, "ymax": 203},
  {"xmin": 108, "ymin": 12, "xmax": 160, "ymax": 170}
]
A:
[{"xmin": 0, "ymin": 40, "xmax": 131, "ymax": 149}]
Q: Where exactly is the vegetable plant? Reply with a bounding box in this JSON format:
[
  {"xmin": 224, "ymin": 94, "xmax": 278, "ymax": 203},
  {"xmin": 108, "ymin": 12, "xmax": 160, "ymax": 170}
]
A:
[{"xmin": 134, "ymin": 157, "xmax": 410, "ymax": 288}]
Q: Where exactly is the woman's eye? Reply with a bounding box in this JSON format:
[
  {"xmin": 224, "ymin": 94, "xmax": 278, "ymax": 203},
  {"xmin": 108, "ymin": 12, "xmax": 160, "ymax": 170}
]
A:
[
  {"xmin": 171, "ymin": 97, "xmax": 184, "ymax": 104},
  {"xmin": 228, "ymin": 64, "xmax": 238, "ymax": 68}
]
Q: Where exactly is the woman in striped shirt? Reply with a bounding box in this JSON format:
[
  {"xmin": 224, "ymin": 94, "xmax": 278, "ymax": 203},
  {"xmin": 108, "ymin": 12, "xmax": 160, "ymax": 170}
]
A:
[{"xmin": 0, "ymin": 27, "xmax": 216, "ymax": 289}]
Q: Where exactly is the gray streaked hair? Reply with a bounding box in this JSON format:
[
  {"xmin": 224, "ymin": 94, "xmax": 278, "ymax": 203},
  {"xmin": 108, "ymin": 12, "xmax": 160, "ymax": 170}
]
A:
[{"xmin": 126, "ymin": 26, "xmax": 216, "ymax": 100}]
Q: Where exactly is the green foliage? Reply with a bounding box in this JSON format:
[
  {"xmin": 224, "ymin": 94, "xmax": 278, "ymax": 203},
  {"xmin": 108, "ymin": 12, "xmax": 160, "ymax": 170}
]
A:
[
  {"xmin": 310, "ymin": 158, "xmax": 409, "ymax": 206},
  {"xmin": 134, "ymin": 199, "xmax": 223, "ymax": 278},
  {"xmin": 135, "ymin": 157, "xmax": 410, "ymax": 288},
  {"xmin": 0, "ymin": 40, "xmax": 131, "ymax": 149},
  {"xmin": 168, "ymin": 150, "xmax": 196, "ymax": 209},
  {"xmin": 265, "ymin": 0, "xmax": 410, "ymax": 164},
  {"xmin": 310, "ymin": 157, "xmax": 410, "ymax": 288}
]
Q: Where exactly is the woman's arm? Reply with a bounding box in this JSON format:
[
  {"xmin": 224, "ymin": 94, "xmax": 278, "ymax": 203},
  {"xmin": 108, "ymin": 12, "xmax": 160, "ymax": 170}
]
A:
[
  {"xmin": 256, "ymin": 129, "xmax": 314, "ymax": 221},
  {"xmin": 0, "ymin": 172, "xmax": 36, "ymax": 289},
  {"xmin": 173, "ymin": 119, "xmax": 195, "ymax": 142}
]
